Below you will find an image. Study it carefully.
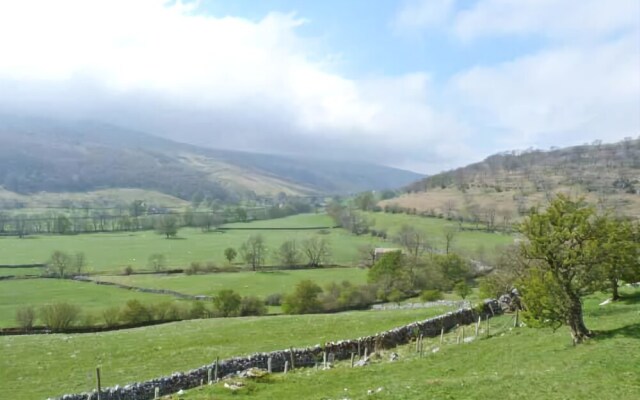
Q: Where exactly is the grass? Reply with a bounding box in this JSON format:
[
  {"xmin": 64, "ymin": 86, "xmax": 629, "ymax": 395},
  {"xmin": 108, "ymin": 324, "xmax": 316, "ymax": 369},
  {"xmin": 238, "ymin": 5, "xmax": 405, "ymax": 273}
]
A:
[
  {"xmin": 365, "ymin": 211, "xmax": 514, "ymax": 260},
  {"xmin": 0, "ymin": 279, "xmax": 189, "ymax": 328},
  {"xmin": 0, "ymin": 307, "xmax": 455, "ymax": 400},
  {"xmin": 95, "ymin": 268, "xmax": 368, "ymax": 298},
  {"xmin": 0, "ymin": 266, "xmax": 44, "ymax": 277},
  {"xmin": 0, "ymin": 217, "xmax": 386, "ymax": 274},
  {"xmin": 176, "ymin": 288, "xmax": 640, "ymax": 400},
  {"xmin": 223, "ymin": 213, "xmax": 334, "ymax": 228}
]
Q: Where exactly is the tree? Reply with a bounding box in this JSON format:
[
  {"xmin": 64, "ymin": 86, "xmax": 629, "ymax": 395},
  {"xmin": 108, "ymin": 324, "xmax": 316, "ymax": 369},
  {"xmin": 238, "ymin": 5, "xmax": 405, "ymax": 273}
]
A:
[
  {"xmin": 394, "ymin": 225, "xmax": 429, "ymax": 286},
  {"xmin": 212, "ymin": 289, "xmax": 242, "ymax": 317},
  {"xmin": 598, "ymin": 218, "xmax": 640, "ymax": 301},
  {"xmin": 368, "ymin": 251, "xmax": 410, "ymax": 299},
  {"xmin": 239, "ymin": 296, "xmax": 267, "ymax": 316},
  {"xmin": 282, "ymin": 280, "xmax": 323, "ymax": 314},
  {"xmin": 224, "ymin": 247, "xmax": 238, "ymax": 264},
  {"xmin": 120, "ymin": 300, "xmax": 152, "ymax": 324},
  {"xmin": 276, "ymin": 239, "xmax": 301, "ymax": 267},
  {"xmin": 148, "ymin": 253, "xmax": 167, "ymax": 272},
  {"xmin": 518, "ymin": 195, "xmax": 610, "ymax": 344},
  {"xmin": 354, "ymin": 191, "xmax": 376, "ymax": 211},
  {"xmin": 155, "ymin": 215, "xmax": 179, "ymax": 238},
  {"xmin": 435, "ymin": 253, "xmax": 471, "ymax": 290},
  {"xmin": 239, "ymin": 235, "xmax": 267, "ymax": 271},
  {"xmin": 443, "ymin": 227, "xmax": 457, "ymax": 254},
  {"xmin": 454, "ymin": 281, "xmax": 472, "ymax": 299},
  {"xmin": 301, "ymin": 236, "xmax": 330, "ymax": 268},
  {"xmin": 48, "ymin": 251, "xmax": 72, "ymax": 278},
  {"xmin": 73, "ymin": 252, "xmax": 87, "ymax": 275},
  {"xmin": 15, "ymin": 306, "xmax": 36, "ymax": 330}
]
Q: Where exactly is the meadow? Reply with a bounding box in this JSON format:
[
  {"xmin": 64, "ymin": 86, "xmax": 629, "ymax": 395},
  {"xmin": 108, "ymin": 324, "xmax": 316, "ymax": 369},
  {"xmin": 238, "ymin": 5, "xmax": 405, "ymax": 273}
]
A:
[
  {"xmin": 0, "ymin": 307, "xmax": 455, "ymax": 400},
  {"xmin": 0, "ymin": 279, "xmax": 188, "ymax": 328},
  {"xmin": 95, "ymin": 268, "xmax": 368, "ymax": 298},
  {"xmin": 0, "ymin": 214, "xmax": 385, "ymax": 275},
  {"xmin": 176, "ymin": 289, "xmax": 640, "ymax": 400}
]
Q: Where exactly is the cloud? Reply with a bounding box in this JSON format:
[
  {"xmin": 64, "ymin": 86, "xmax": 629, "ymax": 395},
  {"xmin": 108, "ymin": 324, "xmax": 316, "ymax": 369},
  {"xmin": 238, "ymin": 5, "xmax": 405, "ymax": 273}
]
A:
[
  {"xmin": 391, "ymin": 0, "xmax": 455, "ymax": 35},
  {"xmin": 0, "ymin": 0, "xmax": 474, "ymax": 173},
  {"xmin": 453, "ymin": 0, "xmax": 640, "ymax": 42}
]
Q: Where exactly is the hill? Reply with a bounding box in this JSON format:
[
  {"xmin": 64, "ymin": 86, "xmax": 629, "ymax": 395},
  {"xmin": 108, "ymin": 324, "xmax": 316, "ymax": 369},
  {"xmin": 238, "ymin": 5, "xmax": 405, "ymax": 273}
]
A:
[
  {"xmin": 382, "ymin": 138, "xmax": 640, "ymax": 220},
  {"xmin": 0, "ymin": 115, "xmax": 422, "ymax": 205}
]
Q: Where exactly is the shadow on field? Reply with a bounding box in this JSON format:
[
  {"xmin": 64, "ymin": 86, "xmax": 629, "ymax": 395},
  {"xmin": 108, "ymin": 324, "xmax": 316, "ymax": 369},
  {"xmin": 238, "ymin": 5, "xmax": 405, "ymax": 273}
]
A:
[
  {"xmin": 621, "ymin": 290, "xmax": 640, "ymax": 305},
  {"xmin": 594, "ymin": 322, "xmax": 640, "ymax": 341}
]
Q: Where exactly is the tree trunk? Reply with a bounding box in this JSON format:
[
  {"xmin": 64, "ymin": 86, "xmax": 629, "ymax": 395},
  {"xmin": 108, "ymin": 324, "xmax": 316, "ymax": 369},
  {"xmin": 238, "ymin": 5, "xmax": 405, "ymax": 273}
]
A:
[
  {"xmin": 611, "ymin": 279, "xmax": 620, "ymax": 301},
  {"xmin": 566, "ymin": 295, "xmax": 594, "ymax": 344}
]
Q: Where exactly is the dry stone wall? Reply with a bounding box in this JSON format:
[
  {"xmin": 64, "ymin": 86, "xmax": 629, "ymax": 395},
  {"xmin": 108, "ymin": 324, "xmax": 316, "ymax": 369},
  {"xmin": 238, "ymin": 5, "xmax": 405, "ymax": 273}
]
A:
[{"xmin": 52, "ymin": 299, "xmax": 501, "ymax": 400}]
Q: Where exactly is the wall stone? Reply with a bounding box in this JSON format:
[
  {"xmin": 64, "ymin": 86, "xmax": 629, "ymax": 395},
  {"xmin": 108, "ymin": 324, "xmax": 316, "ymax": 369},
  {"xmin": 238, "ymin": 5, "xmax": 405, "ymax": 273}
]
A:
[{"xmin": 51, "ymin": 299, "xmax": 501, "ymax": 400}]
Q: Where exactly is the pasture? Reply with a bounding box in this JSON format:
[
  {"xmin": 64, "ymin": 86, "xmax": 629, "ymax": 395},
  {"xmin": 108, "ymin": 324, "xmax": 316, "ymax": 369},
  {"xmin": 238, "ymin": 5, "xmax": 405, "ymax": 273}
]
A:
[
  {"xmin": 95, "ymin": 268, "xmax": 368, "ymax": 298},
  {"xmin": 179, "ymin": 289, "xmax": 640, "ymax": 400},
  {"xmin": 0, "ymin": 307, "xmax": 455, "ymax": 400},
  {"xmin": 0, "ymin": 279, "xmax": 187, "ymax": 328}
]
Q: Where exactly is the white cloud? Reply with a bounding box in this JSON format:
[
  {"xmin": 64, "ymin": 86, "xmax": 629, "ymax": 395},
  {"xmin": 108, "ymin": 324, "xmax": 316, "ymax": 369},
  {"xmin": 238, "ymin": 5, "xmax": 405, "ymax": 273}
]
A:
[
  {"xmin": 452, "ymin": 32, "xmax": 640, "ymax": 149},
  {"xmin": 391, "ymin": 0, "xmax": 455, "ymax": 34},
  {"xmin": 454, "ymin": 0, "xmax": 640, "ymax": 41}
]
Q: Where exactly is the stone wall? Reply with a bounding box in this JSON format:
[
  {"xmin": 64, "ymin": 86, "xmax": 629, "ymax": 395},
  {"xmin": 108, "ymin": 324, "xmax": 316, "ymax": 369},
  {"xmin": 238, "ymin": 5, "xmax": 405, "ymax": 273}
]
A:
[{"xmin": 52, "ymin": 299, "xmax": 501, "ymax": 400}]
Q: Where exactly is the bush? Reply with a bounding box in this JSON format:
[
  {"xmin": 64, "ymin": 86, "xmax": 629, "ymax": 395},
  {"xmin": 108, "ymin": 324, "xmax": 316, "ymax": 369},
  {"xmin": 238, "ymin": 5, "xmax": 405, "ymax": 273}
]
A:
[
  {"xmin": 212, "ymin": 289, "xmax": 242, "ymax": 317},
  {"xmin": 124, "ymin": 265, "xmax": 134, "ymax": 275},
  {"xmin": 102, "ymin": 306, "xmax": 121, "ymax": 327},
  {"xmin": 186, "ymin": 261, "xmax": 202, "ymax": 275},
  {"xmin": 454, "ymin": 281, "xmax": 472, "ymax": 299},
  {"xmin": 120, "ymin": 300, "xmax": 152, "ymax": 324},
  {"xmin": 420, "ymin": 289, "xmax": 444, "ymax": 302},
  {"xmin": 189, "ymin": 301, "xmax": 209, "ymax": 319},
  {"xmin": 264, "ymin": 293, "xmax": 282, "ymax": 306},
  {"xmin": 282, "ymin": 280, "xmax": 323, "ymax": 314},
  {"xmin": 15, "ymin": 305, "xmax": 36, "ymax": 330},
  {"xmin": 240, "ymin": 296, "xmax": 267, "ymax": 316},
  {"xmin": 40, "ymin": 303, "xmax": 81, "ymax": 331}
]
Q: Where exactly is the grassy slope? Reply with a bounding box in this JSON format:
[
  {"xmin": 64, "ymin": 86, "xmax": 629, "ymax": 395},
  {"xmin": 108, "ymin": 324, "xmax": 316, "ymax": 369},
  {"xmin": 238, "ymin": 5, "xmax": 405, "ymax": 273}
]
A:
[
  {"xmin": 0, "ymin": 307, "xmax": 454, "ymax": 400},
  {"xmin": 95, "ymin": 268, "xmax": 368, "ymax": 298},
  {"xmin": 0, "ymin": 279, "xmax": 188, "ymax": 328},
  {"xmin": 178, "ymin": 289, "xmax": 640, "ymax": 400}
]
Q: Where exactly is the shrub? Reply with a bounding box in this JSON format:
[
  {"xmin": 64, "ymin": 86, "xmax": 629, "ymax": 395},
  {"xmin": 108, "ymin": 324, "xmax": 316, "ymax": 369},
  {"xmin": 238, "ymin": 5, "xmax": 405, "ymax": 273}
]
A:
[
  {"xmin": 120, "ymin": 300, "xmax": 152, "ymax": 324},
  {"xmin": 15, "ymin": 305, "xmax": 36, "ymax": 330},
  {"xmin": 102, "ymin": 306, "xmax": 121, "ymax": 327},
  {"xmin": 420, "ymin": 289, "xmax": 444, "ymax": 302},
  {"xmin": 240, "ymin": 296, "xmax": 267, "ymax": 316},
  {"xmin": 224, "ymin": 247, "xmax": 237, "ymax": 263},
  {"xmin": 189, "ymin": 301, "xmax": 209, "ymax": 319},
  {"xmin": 186, "ymin": 262, "xmax": 202, "ymax": 275},
  {"xmin": 454, "ymin": 281, "xmax": 472, "ymax": 299},
  {"xmin": 205, "ymin": 261, "xmax": 218, "ymax": 272},
  {"xmin": 212, "ymin": 289, "xmax": 242, "ymax": 317},
  {"xmin": 40, "ymin": 303, "xmax": 81, "ymax": 332},
  {"xmin": 282, "ymin": 280, "xmax": 323, "ymax": 314},
  {"xmin": 264, "ymin": 293, "xmax": 282, "ymax": 306},
  {"xmin": 124, "ymin": 265, "xmax": 134, "ymax": 275}
]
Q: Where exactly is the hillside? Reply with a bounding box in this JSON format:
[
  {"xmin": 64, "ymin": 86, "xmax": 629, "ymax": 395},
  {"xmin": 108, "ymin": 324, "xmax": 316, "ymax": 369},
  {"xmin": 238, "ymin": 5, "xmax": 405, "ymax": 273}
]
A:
[
  {"xmin": 0, "ymin": 115, "xmax": 422, "ymax": 206},
  {"xmin": 382, "ymin": 138, "xmax": 640, "ymax": 219}
]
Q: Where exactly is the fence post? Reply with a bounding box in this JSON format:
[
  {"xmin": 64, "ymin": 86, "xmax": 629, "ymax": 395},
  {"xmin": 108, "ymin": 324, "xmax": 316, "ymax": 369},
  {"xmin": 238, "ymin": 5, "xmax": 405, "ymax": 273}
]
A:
[
  {"xmin": 461, "ymin": 326, "xmax": 465, "ymax": 343},
  {"xmin": 323, "ymin": 351, "xmax": 327, "ymax": 368},
  {"xmin": 207, "ymin": 368, "xmax": 212, "ymax": 384},
  {"xmin": 214, "ymin": 357, "xmax": 219, "ymax": 382},
  {"xmin": 475, "ymin": 316, "xmax": 481, "ymax": 337},
  {"xmin": 514, "ymin": 309, "xmax": 519, "ymax": 328},
  {"xmin": 96, "ymin": 367, "xmax": 101, "ymax": 400},
  {"xmin": 351, "ymin": 353, "xmax": 355, "ymax": 368},
  {"xmin": 440, "ymin": 326, "xmax": 444, "ymax": 344},
  {"xmin": 284, "ymin": 360, "xmax": 289, "ymax": 374},
  {"xmin": 289, "ymin": 347, "xmax": 295, "ymax": 370},
  {"xmin": 267, "ymin": 357, "xmax": 272, "ymax": 374},
  {"xmin": 154, "ymin": 387, "xmax": 160, "ymax": 399},
  {"xmin": 486, "ymin": 316, "xmax": 490, "ymax": 337}
]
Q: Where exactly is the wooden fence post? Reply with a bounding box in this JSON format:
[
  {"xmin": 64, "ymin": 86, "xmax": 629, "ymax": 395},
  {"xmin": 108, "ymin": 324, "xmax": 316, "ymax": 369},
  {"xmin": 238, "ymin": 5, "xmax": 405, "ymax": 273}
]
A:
[
  {"xmin": 214, "ymin": 357, "xmax": 219, "ymax": 382},
  {"xmin": 289, "ymin": 347, "xmax": 295, "ymax": 370},
  {"xmin": 267, "ymin": 357, "xmax": 272, "ymax": 374},
  {"xmin": 96, "ymin": 367, "xmax": 101, "ymax": 400},
  {"xmin": 284, "ymin": 360, "xmax": 289, "ymax": 374},
  {"xmin": 351, "ymin": 353, "xmax": 355, "ymax": 368},
  {"xmin": 475, "ymin": 316, "xmax": 481, "ymax": 337}
]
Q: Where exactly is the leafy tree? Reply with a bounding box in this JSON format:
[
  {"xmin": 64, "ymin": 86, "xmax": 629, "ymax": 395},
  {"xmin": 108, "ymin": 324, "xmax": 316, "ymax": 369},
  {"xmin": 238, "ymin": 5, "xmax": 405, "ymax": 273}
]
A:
[
  {"xmin": 239, "ymin": 234, "xmax": 267, "ymax": 271},
  {"xmin": 189, "ymin": 301, "xmax": 209, "ymax": 319},
  {"xmin": 73, "ymin": 252, "xmax": 87, "ymax": 275},
  {"xmin": 40, "ymin": 303, "xmax": 81, "ymax": 331},
  {"xmin": 301, "ymin": 236, "xmax": 330, "ymax": 268},
  {"xmin": 235, "ymin": 207, "xmax": 248, "ymax": 222},
  {"xmin": 354, "ymin": 191, "xmax": 376, "ymax": 211},
  {"xmin": 276, "ymin": 239, "xmax": 301, "ymax": 267},
  {"xmin": 212, "ymin": 289, "xmax": 242, "ymax": 317},
  {"xmin": 368, "ymin": 251, "xmax": 410, "ymax": 299},
  {"xmin": 454, "ymin": 281, "xmax": 472, "ymax": 299},
  {"xmin": 599, "ymin": 218, "xmax": 640, "ymax": 301},
  {"xmin": 15, "ymin": 306, "xmax": 36, "ymax": 330},
  {"xmin": 224, "ymin": 247, "xmax": 238, "ymax": 263},
  {"xmin": 102, "ymin": 306, "xmax": 121, "ymax": 327},
  {"xmin": 282, "ymin": 280, "xmax": 323, "ymax": 314},
  {"xmin": 517, "ymin": 195, "xmax": 618, "ymax": 344},
  {"xmin": 420, "ymin": 289, "xmax": 443, "ymax": 302},
  {"xmin": 435, "ymin": 253, "xmax": 472, "ymax": 290},
  {"xmin": 155, "ymin": 214, "xmax": 179, "ymax": 238}
]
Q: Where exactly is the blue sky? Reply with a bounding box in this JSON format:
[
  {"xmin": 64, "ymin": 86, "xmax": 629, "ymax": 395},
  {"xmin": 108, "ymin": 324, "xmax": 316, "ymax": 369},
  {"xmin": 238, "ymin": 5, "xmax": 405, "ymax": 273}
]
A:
[{"xmin": 0, "ymin": 0, "xmax": 638, "ymax": 173}]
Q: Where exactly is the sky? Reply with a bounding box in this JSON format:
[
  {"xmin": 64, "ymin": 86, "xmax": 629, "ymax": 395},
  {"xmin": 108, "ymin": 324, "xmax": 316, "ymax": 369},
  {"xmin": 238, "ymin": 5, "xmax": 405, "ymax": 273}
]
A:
[{"xmin": 0, "ymin": 0, "xmax": 638, "ymax": 173}]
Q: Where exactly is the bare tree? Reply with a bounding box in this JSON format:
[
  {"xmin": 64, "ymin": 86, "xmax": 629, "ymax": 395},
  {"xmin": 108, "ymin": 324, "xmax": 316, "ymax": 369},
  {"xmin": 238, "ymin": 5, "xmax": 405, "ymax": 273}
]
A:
[
  {"xmin": 443, "ymin": 227, "xmax": 457, "ymax": 254},
  {"xmin": 301, "ymin": 236, "xmax": 331, "ymax": 268},
  {"xmin": 277, "ymin": 239, "xmax": 301, "ymax": 267},
  {"xmin": 48, "ymin": 251, "xmax": 72, "ymax": 278},
  {"xmin": 240, "ymin": 234, "xmax": 267, "ymax": 271}
]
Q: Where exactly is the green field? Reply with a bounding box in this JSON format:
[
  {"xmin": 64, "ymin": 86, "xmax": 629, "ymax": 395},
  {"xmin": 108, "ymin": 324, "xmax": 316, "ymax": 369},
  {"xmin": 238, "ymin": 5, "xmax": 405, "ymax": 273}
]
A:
[
  {"xmin": 0, "ymin": 279, "xmax": 189, "ymax": 328},
  {"xmin": 177, "ymin": 289, "xmax": 640, "ymax": 400},
  {"xmin": 95, "ymin": 268, "xmax": 368, "ymax": 298},
  {"xmin": 0, "ymin": 222, "xmax": 385, "ymax": 275},
  {"xmin": 365, "ymin": 211, "xmax": 515, "ymax": 258},
  {"xmin": 223, "ymin": 213, "xmax": 334, "ymax": 228},
  {"xmin": 0, "ymin": 307, "xmax": 455, "ymax": 400},
  {"xmin": 0, "ymin": 266, "xmax": 44, "ymax": 277}
]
